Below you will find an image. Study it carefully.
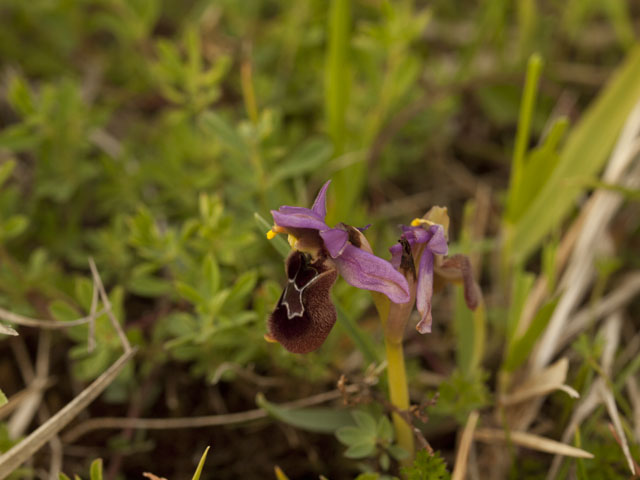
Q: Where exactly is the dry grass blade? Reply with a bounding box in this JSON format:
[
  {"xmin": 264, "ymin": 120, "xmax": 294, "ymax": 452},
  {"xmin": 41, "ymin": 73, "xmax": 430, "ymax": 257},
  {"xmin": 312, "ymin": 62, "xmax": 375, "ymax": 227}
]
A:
[
  {"xmin": 600, "ymin": 382, "xmax": 635, "ymax": 474},
  {"xmin": 0, "ymin": 323, "xmax": 18, "ymax": 336},
  {"xmin": 452, "ymin": 410, "xmax": 479, "ymax": 480},
  {"xmin": 474, "ymin": 428, "xmax": 594, "ymax": 459},
  {"xmin": 0, "ymin": 306, "xmax": 108, "ymax": 330},
  {"xmin": 557, "ymin": 272, "xmax": 640, "ymax": 350},
  {"xmin": 8, "ymin": 332, "xmax": 51, "ymax": 438},
  {"xmin": 502, "ymin": 358, "xmax": 578, "ymax": 406},
  {"xmin": 532, "ymin": 99, "xmax": 640, "ymax": 372},
  {"xmin": 88, "ymin": 257, "xmax": 131, "ymax": 352},
  {"xmin": 546, "ymin": 312, "xmax": 622, "ymax": 479},
  {"xmin": 0, "ymin": 380, "xmax": 55, "ymax": 421},
  {"xmin": 0, "ymin": 348, "xmax": 137, "ymax": 479},
  {"xmin": 62, "ymin": 387, "xmax": 354, "ymax": 443},
  {"xmin": 626, "ymin": 376, "xmax": 640, "ymax": 443}
]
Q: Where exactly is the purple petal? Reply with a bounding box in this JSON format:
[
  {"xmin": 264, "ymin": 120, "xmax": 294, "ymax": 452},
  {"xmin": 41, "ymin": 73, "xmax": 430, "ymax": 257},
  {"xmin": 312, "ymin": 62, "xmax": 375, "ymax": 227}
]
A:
[
  {"xmin": 271, "ymin": 206, "xmax": 328, "ymax": 231},
  {"xmin": 389, "ymin": 243, "xmax": 402, "ymax": 269},
  {"xmin": 334, "ymin": 244, "xmax": 410, "ymax": 303},
  {"xmin": 415, "ymin": 251, "xmax": 434, "ymax": 334},
  {"xmin": 427, "ymin": 225, "xmax": 448, "ymax": 256},
  {"xmin": 320, "ymin": 227, "xmax": 349, "ymax": 258},
  {"xmin": 311, "ymin": 180, "xmax": 331, "ymax": 219}
]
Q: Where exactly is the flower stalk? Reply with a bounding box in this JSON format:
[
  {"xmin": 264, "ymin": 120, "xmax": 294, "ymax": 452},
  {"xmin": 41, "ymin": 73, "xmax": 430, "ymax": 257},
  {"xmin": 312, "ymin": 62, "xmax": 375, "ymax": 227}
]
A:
[
  {"xmin": 383, "ymin": 334, "xmax": 414, "ymax": 464},
  {"xmin": 373, "ymin": 259, "xmax": 417, "ymax": 464}
]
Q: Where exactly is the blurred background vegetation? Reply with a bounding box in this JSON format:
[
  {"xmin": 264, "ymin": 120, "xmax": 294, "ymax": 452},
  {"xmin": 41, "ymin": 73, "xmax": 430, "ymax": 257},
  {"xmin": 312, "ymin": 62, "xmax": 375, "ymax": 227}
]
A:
[{"xmin": 0, "ymin": 0, "xmax": 639, "ymax": 478}]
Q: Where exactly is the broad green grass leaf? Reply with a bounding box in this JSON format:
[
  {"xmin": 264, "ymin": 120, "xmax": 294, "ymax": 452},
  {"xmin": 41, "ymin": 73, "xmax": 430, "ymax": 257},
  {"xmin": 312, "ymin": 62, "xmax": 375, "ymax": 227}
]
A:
[
  {"xmin": 506, "ymin": 117, "xmax": 568, "ymax": 222},
  {"xmin": 510, "ymin": 45, "xmax": 640, "ymax": 263},
  {"xmin": 506, "ymin": 270, "xmax": 535, "ymax": 343},
  {"xmin": 0, "ymin": 389, "xmax": 7, "ymax": 407},
  {"xmin": 504, "ymin": 298, "xmax": 558, "ymax": 372},
  {"xmin": 256, "ymin": 393, "xmax": 355, "ymax": 433}
]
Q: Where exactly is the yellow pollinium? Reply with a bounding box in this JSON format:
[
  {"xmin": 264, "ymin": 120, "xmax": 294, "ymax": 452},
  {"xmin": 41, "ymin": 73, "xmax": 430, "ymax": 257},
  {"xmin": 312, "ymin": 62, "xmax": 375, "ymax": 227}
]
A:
[
  {"xmin": 410, "ymin": 218, "xmax": 436, "ymax": 227},
  {"xmin": 266, "ymin": 225, "xmax": 286, "ymax": 240}
]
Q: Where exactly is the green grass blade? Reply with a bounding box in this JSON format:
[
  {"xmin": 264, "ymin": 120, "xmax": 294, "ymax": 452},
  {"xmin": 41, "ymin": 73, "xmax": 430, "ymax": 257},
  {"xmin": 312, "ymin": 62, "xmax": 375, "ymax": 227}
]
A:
[
  {"xmin": 254, "ymin": 212, "xmax": 290, "ymax": 258},
  {"xmin": 325, "ymin": 0, "xmax": 351, "ymax": 156},
  {"xmin": 334, "ymin": 298, "xmax": 381, "ymax": 365},
  {"xmin": 506, "ymin": 53, "xmax": 543, "ymax": 221},
  {"xmin": 510, "ymin": 45, "xmax": 640, "ymax": 264},
  {"xmin": 191, "ymin": 446, "xmax": 210, "ymax": 480}
]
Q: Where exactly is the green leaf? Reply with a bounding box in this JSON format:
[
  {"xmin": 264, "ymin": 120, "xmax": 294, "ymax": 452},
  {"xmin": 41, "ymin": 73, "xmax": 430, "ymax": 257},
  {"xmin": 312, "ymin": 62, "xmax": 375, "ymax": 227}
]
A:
[
  {"xmin": 352, "ymin": 410, "xmax": 377, "ymax": 436},
  {"xmin": 256, "ymin": 393, "xmax": 355, "ymax": 433},
  {"xmin": 175, "ymin": 281, "xmax": 204, "ymax": 305},
  {"xmin": 402, "ymin": 450, "xmax": 451, "ymax": 480},
  {"xmin": 7, "ymin": 74, "xmax": 35, "ymax": 117},
  {"xmin": 58, "ymin": 474, "xmax": 72, "ymax": 480},
  {"xmin": 202, "ymin": 254, "xmax": 220, "ymax": 295},
  {"xmin": 49, "ymin": 300, "xmax": 81, "ymax": 322},
  {"xmin": 199, "ymin": 112, "xmax": 247, "ymax": 155},
  {"xmin": 344, "ymin": 441, "xmax": 376, "ymax": 459},
  {"xmin": 379, "ymin": 452, "xmax": 390, "ymax": 471},
  {"xmin": 269, "ymin": 138, "xmax": 333, "ymax": 186},
  {"xmin": 89, "ymin": 458, "xmax": 103, "ymax": 480},
  {"xmin": 75, "ymin": 277, "xmax": 95, "ymax": 311},
  {"xmin": 0, "ymin": 389, "xmax": 7, "ymax": 407},
  {"xmin": 2, "ymin": 215, "xmax": 29, "ymax": 240},
  {"xmin": 377, "ymin": 415, "xmax": 393, "ymax": 443},
  {"xmin": 388, "ymin": 445, "xmax": 409, "ymax": 460},
  {"xmin": 191, "ymin": 446, "xmax": 210, "ymax": 480},
  {"xmin": 510, "ymin": 45, "xmax": 640, "ymax": 263},
  {"xmin": 224, "ymin": 271, "xmax": 258, "ymax": 309},
  {"xmin": 336, "ymin": 426, "xmax": 370, "ymax": 446},
  {"xmin": 0, "ymin": 159, "xmax": 16, "ymax": 187},
  {"xmin": 354, "ymin": 474, "xmax": 380, "ymax": 480}
]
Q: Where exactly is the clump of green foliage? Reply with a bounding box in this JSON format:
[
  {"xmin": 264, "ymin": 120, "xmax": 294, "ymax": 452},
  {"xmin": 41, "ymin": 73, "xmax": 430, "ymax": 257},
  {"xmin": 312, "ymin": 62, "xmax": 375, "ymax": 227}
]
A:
[{"xmin": 1, "ymin": 0, "xmax": 639, "ymax": 478}]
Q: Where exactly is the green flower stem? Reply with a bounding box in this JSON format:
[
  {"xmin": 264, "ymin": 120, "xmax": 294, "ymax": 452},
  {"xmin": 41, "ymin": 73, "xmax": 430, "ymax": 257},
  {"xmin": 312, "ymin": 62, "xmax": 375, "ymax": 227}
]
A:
[
  {"xmin": 384, "ymin": 335, "xmax": 414, "ymax": 465},
  {"xmin": 372, "ymin": 292, "xmax": 415, "ymax": 464}
]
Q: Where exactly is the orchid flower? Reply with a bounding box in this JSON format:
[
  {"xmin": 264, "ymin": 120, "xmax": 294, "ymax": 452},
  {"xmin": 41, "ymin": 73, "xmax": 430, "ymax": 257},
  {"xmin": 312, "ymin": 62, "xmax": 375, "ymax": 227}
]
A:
[
  {"xmin": 266, "ymin": 180, "xmax": 410, "ymax": 353},
  {"xmin": 389, "ymin": 207, "xmax": 481, "ymax": 334}
]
